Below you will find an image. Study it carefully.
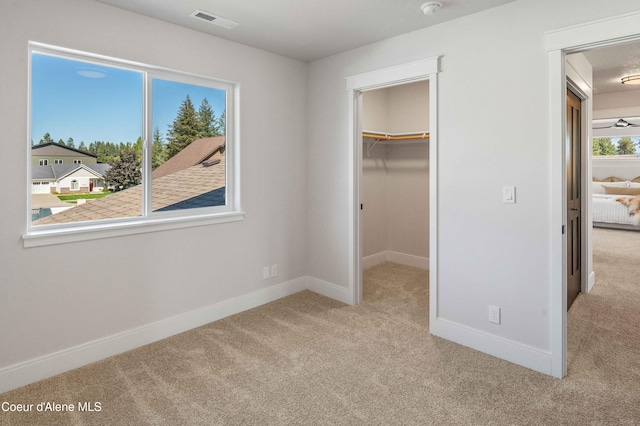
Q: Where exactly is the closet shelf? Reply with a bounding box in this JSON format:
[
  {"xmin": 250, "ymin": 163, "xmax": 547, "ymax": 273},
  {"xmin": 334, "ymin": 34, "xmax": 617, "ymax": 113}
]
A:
[{"xmin": 363, "ymin": 130, "xmax": 429, "ymax": 157}]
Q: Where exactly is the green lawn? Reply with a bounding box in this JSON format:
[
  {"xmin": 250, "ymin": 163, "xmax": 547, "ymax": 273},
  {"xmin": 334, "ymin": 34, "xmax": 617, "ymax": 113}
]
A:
[{"xmin": 58, "ymin": 192, "xmax": 111, "ymax": 202}]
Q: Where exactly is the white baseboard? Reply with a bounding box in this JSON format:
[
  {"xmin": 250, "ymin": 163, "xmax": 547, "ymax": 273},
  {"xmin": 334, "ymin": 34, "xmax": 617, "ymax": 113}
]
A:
[
  {"xmin": 362, "ymin": 252, "xmax": 388, "ymax": 269},
  {"xmin": 430, "ymin": 317, "xmax": 552, "ymax": 376},
  {"xmin": 306, "ymin": 276, "xmax": 353, "ymax": 305},
  {"xmin": 0, "ymin": 277, "xmax": 307, "ymax": 395},
  {"xmin": 387, "ymin": 251, "xmax": 429, "ymax": 269},
  {"xmin": 362, "ymin": 250, "xmax": 429, "ymax": 270},
  {"xmin": 587, "ymin": 271, "xmax": 595, "ymax": 293}
]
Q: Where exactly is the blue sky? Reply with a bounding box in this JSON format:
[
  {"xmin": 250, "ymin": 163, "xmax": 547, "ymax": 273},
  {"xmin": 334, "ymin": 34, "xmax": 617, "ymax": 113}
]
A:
[{"xmin": 31, "ymin": 53, "xmax": 226, "ymax": 146}]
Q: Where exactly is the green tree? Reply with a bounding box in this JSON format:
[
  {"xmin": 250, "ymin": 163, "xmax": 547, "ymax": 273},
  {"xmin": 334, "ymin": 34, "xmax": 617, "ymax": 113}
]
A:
[
  {"xmin": 78, "ymin": 141, "xmax": 87, "ymax": 152},
  {"xmin": 217, "ymin": 110, "xmax": 226, "ymax": 136},
  {"xmin": 152, "ymin": 126, "xmax": 167, "ymax": 170},
  {"xmin": 166, "ymin": 95, "xmax": 200, "ymax": 159},
  {"xmin": 132, "ymin": 136, "xmax": 143, "ymax": 160},
  {"xmin": 197, "ymin": 98, "xmax": 220, "ymax": 137},
  {"xmin": 66, "ymin": 137, "xmax": 75, "ymax": 149},
  {"xmin": 616, "ymin": 136, "xmax": 636, "ymax": 155},
  {"xmin": 39, "ymin": 133, "xmax": 54, "ymax": 145},
  {"xmin": 592, "ymin": 137, "xmax": 616, "ymax": 156},
  {"xmin": 57, "ymin": 138, "xmax": 65, "ymax": 146},
  {"xmin": 103, "ymin": 149, "xmax": 141, "ymax": 191}
]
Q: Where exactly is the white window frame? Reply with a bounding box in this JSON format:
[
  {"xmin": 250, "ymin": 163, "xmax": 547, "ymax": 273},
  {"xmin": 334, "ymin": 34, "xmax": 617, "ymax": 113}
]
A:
[
  {"xmin": 39, "ymin": 159, "xmax": 48, "ymax": 166},
  {"xmin": 24, "ymin": 42, "xmax": 243, "ymax": 248},
  {"xmin": 54, "ymin": 159, "xmax": 63, "ymax": 164},
  {"xmin": 73, "ymin": 159, "xmax": 82, "ymax": 164},
  {"xmin": 70, "ymin": 179, "xmax": 79, "ymax": 191}
]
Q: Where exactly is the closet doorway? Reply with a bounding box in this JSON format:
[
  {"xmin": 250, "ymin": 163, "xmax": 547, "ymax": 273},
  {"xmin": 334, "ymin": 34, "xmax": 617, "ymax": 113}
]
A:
[
  {"xmin": 345, "ymin": 57, "xmax": 438, "ymax": 320},
  {"xmin": 360, "ymin": 81, "xmax": 430, "ymax": 303}
]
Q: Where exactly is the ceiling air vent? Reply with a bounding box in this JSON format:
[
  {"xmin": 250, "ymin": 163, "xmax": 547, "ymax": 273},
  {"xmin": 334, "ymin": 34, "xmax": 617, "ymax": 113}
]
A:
[{"xmin": 189, "ymin": 9, "xmax": 238, "ymax": 29}]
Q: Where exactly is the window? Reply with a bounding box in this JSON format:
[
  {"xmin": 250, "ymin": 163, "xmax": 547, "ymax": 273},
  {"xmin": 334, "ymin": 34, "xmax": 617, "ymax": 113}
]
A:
[
  {"xmin": 592, "ymin": 135, "xmax": 640, "ymax": 158},
  {"xmin": 27, "ymin": 43, "xmax": 239, "ymax": 244},
  {"xmin": 39, "ymin": 159, "xmax": 48, "ymax": 166},
  {"xmin": 54, "ymin": 159, "xmax": 63, "ymax": 164},
  {"xmin": 592, "ymin": 118, "xmax": 640, "ymax": 159}
]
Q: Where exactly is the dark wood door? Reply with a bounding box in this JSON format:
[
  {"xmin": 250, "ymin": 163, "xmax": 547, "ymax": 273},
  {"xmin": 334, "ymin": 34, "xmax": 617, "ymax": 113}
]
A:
[{"xmin": 566, "ymin": 88, "xmax": 581, "ymax": 310}]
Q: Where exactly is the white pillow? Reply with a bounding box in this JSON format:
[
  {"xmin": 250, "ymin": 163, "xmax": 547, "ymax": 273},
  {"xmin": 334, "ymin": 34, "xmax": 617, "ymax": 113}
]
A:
[{"xmin": 592, "ymin": 181, "xmax": 630, "ymax": 194}]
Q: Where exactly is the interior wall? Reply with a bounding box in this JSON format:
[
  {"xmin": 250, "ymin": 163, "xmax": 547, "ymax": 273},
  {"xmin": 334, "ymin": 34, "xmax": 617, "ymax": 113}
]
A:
[
  {"xmin": 593, "ymin": 90, "xmax": 640, "ymax": 113},
  {"xmin": 386, "ymin": 143, "xmax": 429, "ymax": 259},
  {"xmin": 307, "ymin": 0, "xmax": 640, "ymax": 370},
  {"xmin": 362, "ymin": 82, "xmax": 429, "ymax": 262},
  {"xmin": 387, "ymin": 81, "xmax": 430, "ymax": 134},
  {"xmin": 0, "ymin": 0, "xmax": 307, "ymax": 386}
]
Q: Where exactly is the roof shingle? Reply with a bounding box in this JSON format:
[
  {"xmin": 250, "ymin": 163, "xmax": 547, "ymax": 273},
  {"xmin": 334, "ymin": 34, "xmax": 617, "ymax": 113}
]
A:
[{"xmin": 33, "ymin": 155, "xmax": 226, "ymax": 225}]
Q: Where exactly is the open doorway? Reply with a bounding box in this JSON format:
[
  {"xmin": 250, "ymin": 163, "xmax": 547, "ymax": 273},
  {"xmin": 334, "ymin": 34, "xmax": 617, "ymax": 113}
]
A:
[
  {"xmin": 360, "ymin": 81, "xmax": 430, "ymax": 303},
  {"xmin": 565, "ymin": 40, "xmax": 640, "ymax": 372},
  {"xmin": 345, "ymin": 57, "xmax": 439, "ymax": 321},
  {"xmin": 551, "ymin": 20, "xmax": 640, "ymax": 377}
]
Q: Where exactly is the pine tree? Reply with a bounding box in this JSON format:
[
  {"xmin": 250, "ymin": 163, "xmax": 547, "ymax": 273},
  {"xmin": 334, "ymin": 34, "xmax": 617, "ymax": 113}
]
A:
[
  {"xmin": 39, "ymin": 133, "xmax": 54, "ymax": 144},
  {"xmin": 152, "ymin": 127, "xmax": 167, "ymax": 170},
  {"xmin": 616, "ymin": 136, "xmax": 636, "ymax": 155},
  {"xmin": 66, "ymin": 137, "xmax": 75, "ymax": 148},
  {"xmin": 57, "ymin": 138, "xmax": 65, "ymax": 146},
  {"xmin": 132, "ymin": 137, "xmax": 143, "ymax": 160},
  {"xmin": 592, "ymin": 137, "xmax": 616, "ymax": 156},
  {"xmin": 78, "ymin": 141, "xmax": 87, "ymax": 152},
  {"xmin": 197, "ymin": 98, "xmax": 220, "ymax": 137},
  {"xmin": 166, "ymin": 95, "xmax": 200, "ymax": 159},
  {"xmin": 217, "ymin": 110, "xmax": 226, "ymax": 136}
]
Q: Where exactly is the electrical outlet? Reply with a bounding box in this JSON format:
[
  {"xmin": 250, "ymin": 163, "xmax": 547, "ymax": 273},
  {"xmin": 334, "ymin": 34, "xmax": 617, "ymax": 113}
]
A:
[
  {"xmin": 489, "ymin": 305, "xmax": 501, "ymax": 324},
  {"xmin": 270, "ymin": 264, "xmax": 278, "ymax": 278},
  {"xmin": 262, "ymin": 266, "xmax": 270, "ymax": 280}
]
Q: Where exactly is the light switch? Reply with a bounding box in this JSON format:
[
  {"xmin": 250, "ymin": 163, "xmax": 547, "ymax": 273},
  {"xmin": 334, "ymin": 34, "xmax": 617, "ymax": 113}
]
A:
[{"xmin": 503, "ymin": 186, "xmax": 516, "ymax": 204}]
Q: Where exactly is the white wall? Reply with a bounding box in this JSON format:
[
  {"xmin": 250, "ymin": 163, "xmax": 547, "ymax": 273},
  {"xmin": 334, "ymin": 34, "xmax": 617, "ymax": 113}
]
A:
[
  {"xmin": 0, "ymin": 0, "xmax": 307, "ymax": 391},
  {"xmin": 592, "ymin": 158, "xmax": 640, "ymax": 180},
  {"xmin": 387, "ymin": 81, "xmax": 430, "ymax": 134},
  {"xmin": 593, "ymin": 90, "xmax": 640, "ymax": 116},
  {"xmin": 362, "ymin": 141, "xmax": 388, "ymax": 258},
  {"xmin": 307, "ymin": 0, "xmax": 640, "ymax": 372},
  {"xmin": 386, "ymin": 143, "xmax": 429, "ymax": 259}
]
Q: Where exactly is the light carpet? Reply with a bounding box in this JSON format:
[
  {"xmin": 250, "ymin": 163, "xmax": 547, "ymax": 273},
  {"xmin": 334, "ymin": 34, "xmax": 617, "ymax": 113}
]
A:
[{"xmin": 1, "ymin": 231, "xmax": 640, "ymax": 424}]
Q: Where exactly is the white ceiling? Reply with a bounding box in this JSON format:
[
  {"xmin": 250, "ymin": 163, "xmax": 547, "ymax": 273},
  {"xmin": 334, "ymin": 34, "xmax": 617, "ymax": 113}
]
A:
[
  {"xmin": 93, "ymin": 1, "xmax": 640, "ymax": 97},
  {"xmin": 581, "ymin": 40, "xmax": 640, "ymax": 95},
  {"xmin": 95, "ymin": 0, "xmax": 516, "ymax": 62}
]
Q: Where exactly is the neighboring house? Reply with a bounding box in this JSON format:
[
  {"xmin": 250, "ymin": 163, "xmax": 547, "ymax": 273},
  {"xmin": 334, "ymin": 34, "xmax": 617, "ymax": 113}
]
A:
[
  {"xmin": 31, "ymin": 142, "xmax": 98, "ymax": 166},
  {"xmin": 33, "ymin": 154, "xmax": 225, "ymax": 225},
  {"xmin": 33, "ymin": 136, "xmax": 226, "ymax": 224},
  {"xmin": 31, "ymin": 163, "xmax": 111, "ymax": 194},
  {"xmin": 153, "ymin": 136, "xmax": 225, "ymax": 179}
]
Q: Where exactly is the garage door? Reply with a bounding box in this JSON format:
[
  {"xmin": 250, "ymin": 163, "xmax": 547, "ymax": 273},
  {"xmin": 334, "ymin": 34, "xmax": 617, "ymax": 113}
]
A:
[{"xmin": 32, "ymin": 181, "xmax": 51, "ymax": 194}]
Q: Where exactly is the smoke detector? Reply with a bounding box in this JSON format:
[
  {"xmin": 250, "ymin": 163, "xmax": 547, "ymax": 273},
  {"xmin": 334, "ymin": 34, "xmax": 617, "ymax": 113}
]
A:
[
  {"xmin": 189, "ymin": 10, "xmax": 238, "ymax": 29},
  {"xmin": 421, "ymin": 1, "xmax": 442, "ymax": 15}
]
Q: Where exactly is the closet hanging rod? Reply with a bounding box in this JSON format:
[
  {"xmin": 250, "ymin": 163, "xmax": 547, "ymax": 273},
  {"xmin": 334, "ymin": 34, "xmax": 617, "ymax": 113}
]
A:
[{"xmin": 362, "ymin": 131, "xmax": 429, "ymax": 141}]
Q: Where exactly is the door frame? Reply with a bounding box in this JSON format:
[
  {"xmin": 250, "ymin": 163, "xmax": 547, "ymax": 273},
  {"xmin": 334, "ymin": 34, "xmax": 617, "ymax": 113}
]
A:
[
  {"xmin": 345, "ymin": 57, "xmax": 440, "ymax": 322},
  {"xmin": 546, "ymin": 11, "xmax": 640, "ymax": 378}
]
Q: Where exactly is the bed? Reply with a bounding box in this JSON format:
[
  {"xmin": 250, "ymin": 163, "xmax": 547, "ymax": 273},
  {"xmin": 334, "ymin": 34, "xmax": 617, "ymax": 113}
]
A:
[{"xmin": 592, "ymin": 179, "xmax": 640, "ymax": 229}]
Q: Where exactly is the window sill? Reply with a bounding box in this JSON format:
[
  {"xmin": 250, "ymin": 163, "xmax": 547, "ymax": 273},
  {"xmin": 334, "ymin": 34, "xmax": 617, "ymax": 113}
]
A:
[{"xmin": 23, "ymin": 211, "xmax": 245, "ymax": 248}]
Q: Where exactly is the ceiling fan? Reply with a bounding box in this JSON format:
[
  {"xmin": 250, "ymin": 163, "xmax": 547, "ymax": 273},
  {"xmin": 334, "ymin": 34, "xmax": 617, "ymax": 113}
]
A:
[{"xmin": 593, "ymin": 118, "xmax": 640, "ymax": 129}]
